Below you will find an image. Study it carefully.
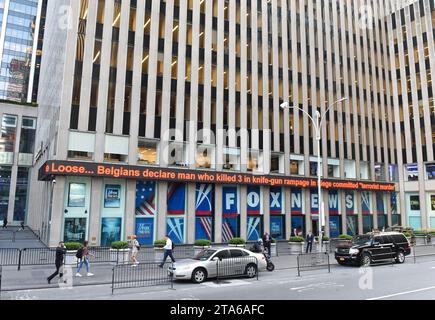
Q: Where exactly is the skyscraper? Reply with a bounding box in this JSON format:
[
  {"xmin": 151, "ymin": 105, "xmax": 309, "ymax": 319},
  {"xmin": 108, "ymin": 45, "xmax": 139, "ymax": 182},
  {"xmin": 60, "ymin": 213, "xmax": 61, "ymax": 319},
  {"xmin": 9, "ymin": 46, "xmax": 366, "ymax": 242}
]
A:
[{"xmin": 28, "ymin": 0, "xmax": 434, "ymax": 247}]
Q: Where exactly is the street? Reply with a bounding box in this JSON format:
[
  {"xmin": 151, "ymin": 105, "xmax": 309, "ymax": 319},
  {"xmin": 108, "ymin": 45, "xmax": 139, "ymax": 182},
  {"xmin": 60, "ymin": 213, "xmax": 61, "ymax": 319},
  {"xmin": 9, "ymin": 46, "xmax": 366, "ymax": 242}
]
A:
[{"xmin": 2, "ymin": 257, "xmax": 435, "ymax": 300}]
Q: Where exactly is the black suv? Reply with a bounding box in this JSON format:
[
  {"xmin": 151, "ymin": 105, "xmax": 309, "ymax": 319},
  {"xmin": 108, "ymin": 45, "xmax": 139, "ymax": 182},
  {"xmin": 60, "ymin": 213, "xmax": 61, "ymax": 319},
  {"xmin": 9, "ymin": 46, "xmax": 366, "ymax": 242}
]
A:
[{"xmin": 335, "ymin": 232, "xmax": 411, "ymax": 267}]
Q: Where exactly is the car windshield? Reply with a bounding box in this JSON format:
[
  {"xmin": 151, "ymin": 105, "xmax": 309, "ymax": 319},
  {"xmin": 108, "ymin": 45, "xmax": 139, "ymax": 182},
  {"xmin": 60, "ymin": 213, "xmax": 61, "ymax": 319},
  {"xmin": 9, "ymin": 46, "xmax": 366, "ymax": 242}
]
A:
[
  {"xmin": 194, "ymin": 249, "xmax": 217, "ymax": 261},
  {"xmin": 353, "ymin": 236, "xmax": 372, "ymax": 246}
]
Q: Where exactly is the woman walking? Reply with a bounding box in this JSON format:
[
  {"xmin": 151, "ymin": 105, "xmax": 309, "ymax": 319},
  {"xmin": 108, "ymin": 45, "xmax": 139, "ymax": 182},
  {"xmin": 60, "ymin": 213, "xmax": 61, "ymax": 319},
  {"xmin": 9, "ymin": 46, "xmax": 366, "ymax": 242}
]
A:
[
  {"xmin": 130, "ymin": 235, "xmax": 140, "ymax": 266},
  {"xmin": 76, "ymin": 241, "xmax": 94, "ymax": 277}
]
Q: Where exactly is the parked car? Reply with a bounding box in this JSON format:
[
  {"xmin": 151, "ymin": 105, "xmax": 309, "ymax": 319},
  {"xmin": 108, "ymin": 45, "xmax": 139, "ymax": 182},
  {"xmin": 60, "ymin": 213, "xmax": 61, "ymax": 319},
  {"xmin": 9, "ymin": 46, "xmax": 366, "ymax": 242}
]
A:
[
  {"xmin": 168, "ymin": 247, "xmax": 267, "ymax": 284},
  {"xmin": 335, "ymin": 232, "xmax": 411, "ymax": 267}
]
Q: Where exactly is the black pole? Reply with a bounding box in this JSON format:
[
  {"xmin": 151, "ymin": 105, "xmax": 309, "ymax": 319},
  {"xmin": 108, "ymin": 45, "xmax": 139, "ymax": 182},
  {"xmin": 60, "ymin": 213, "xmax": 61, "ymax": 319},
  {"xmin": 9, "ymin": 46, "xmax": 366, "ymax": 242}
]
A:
[{"xmin": 17, "ymin": 249, "xmax": 23, "ymax": 271}]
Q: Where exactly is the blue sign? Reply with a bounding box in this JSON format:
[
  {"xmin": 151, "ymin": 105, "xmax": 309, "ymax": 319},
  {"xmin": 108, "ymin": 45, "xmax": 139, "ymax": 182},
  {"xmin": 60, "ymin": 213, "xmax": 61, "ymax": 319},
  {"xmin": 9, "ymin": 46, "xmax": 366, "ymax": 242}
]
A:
[
  {"xmin": 167, "ymin": 183, "xmax": 186, "ymax": 215},
  {"xmin": 196, "ymin": 184, "xmax": 214, "ymax": 216},
  {"xmin": 196, "ymin": 217, "xmax": 213, "ymax": 241},
  {"xmin": 247, "ymin": 186, "xmax": 261, "ymax": 215},
  {"xmin": 270, "ymin": 187, "xmax": 282, "ymax": 215},
  {"xmin": 345, "ymin": 191, "xmax": 354, "ymax": 214},
  {"xmin": 291, "ymin": 189, "xmax": 303, "ymax": 214},
  {"xmin": 270, "ymin": 216, "xmax": 284, "ymax": 240},
  {"xmin": 329, "ymin": 216, "xmax": 341, "ymax": 238},
  {"xmin": 376, "ymin": 193, "xmax": 385, "ymax": 214},
  {"xmin": 101, "ymin": 218, "xmax": 122, "ymax": 247},
  {"xmin": 222, "ymin": 217, "xmax": 239, "ymax": 242},
  {"xmin": 247, "ymin": 216, "xmax": 262, "ymax": 241},
  {"xmin": 311, "ymin": 190, "xmax": 319, "ymax": 214},
  {"xmin": 135, "ymin": 181, "xmax": 156, "ymax": 217},
  {"xmin": 362, "ymin": 192, "xmax": 371, "ymax": 215},
  {"xmin": 291, "ymin": 216, "xmax": 305, "ymax": 236},
  {"xmin": 391, "ymin": 193, "xmax": 397, "ymax": 215},
  {"xmin": 167, "ymin": 217, "xmax": 185, "ymax": 244},
  {"xmin": 329, "ymin": 190, "xmax": 339, "ymax": 215},
  {"xmin": 223, "ymin": 187, "xmax": 239, "ymax": 217},
  {"xmin": 136, "ymin": 217, "xmax": 154, "ymax": 245}
]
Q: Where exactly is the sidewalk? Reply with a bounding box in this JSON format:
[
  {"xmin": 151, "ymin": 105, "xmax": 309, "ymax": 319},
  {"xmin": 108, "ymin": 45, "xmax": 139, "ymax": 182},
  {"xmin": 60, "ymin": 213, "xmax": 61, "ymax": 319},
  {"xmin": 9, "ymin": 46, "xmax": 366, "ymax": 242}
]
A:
[
  {"xmin": 0, "ymin": 228, "xmax": 46, "ymax": 249},
  {"xmin": 0, "ymin": 254, "xmax": 318, "ymax": 292}
]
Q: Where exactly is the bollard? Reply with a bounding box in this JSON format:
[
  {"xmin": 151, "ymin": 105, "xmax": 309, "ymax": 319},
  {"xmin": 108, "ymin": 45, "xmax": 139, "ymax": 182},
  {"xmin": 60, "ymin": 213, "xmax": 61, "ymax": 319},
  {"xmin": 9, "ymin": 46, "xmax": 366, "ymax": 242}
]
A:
[
  {"xmin": 111, "ymin": 267, "xmax": 115, "ymax": 295},
  {"xmin": 17, "ymin": 249, "xmax": 23, "ymax": 271}
]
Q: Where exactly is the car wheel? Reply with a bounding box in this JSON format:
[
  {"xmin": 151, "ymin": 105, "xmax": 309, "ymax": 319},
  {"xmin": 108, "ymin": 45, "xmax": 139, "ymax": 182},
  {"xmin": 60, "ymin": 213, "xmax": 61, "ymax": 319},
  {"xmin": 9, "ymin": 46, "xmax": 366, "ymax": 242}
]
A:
[
  {"xmin": 191, "ymin": 268, "xmax": 207, "ymax": 284},
  {"xmin": 361, "ymin": 253, "xmax": 372, "ymax": 267},
  {"xmin": 337, "ymin": 261, "xmax": 347, "ymax": 266},
  {"xmin": 395, "ymin": 251, "xmax": 405, "ymax": 264},
  {"xmin": 245, "ymin": 264, "xmax": 258, "ymax": 278}
]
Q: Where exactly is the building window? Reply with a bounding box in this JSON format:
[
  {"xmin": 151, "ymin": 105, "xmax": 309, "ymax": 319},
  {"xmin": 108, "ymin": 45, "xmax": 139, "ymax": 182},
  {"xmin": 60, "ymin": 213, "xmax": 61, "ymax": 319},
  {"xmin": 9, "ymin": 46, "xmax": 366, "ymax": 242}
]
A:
[
  {"xmin": 0, "ymin": 166, "xmax": 12, "ymax": 220},
  {"xmin": 374, "ymin": 163, "xmax": 386, "ymax": 181},
  {"xmin": 344, "ymin": 160, "xmax": 356, "ymax": 179},
  {"xmin": 19, "ymin": 117, "xmax": 36, "ymax": 154},
  {"xmin": 290, "ymin": 155, "xmax": 305, "ymax": 175},
  {"xmin": 196, "ymin": 144, "xmax": 215, "ymax": 169},
  {"xmin": 426, "ymin": 163, "xmax": 435, "ymax": 180},
  {"xmin": 137, "ymin": 139, "xmax": 159, "ymax": 165},
  {"xmin": 405, "ymin": 164, "xmax": 419, "ymax": 181},
  {"xmin": 327, "ymin": 159, "xmax": 340, "ymax": 178},
  {"xmin": 167, "ymin": 141, "xmax": 189, "ymax": 167},
  {"xmin": 248, "ymin": 150, "xmax": 263, "ymax": 173},
  {"xmin": 0, "ymin": 115, "xmax": 17, "ymax": 163},
  {"xmin": 13, "ymin": 167, "xmax": 30, "ymax": 222},
  {"xmin": 270, "ymin": 153, "xmax": 284, "ymax": 174},
  {"xmin": 223, "ymin": 147, "xmax": 241, "ymax": 171},
  {"xmin": 389, "ymin": 164, "xmax": 399, "ymax": 182},
  {"xmin": 360, "ymin": 161, "xmax": 370, "ymax": 180}
]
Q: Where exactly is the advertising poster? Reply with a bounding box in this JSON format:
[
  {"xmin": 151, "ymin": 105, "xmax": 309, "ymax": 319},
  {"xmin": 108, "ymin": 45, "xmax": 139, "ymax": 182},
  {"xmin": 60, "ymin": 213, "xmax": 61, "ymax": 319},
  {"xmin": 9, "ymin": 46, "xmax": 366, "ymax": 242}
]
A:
[
  {"xmin": 346, "ymin": 216, "xmax": 358, "ymax": 236},
  {"xmin": 64, "ymin": 218, "xmax": 87, "ymax": 243},
  {"xmin": 167, "ymin": 217, "xmax": 185, "ymax": 244},
  {"xmin": 270, "ymin": 216, "xmax": 284, "ymax": 240},
  {"xmin": 68, "ymin": 183, "xmax": 86, "ymax": 207},
  {"xmin": 410, "ymin": 195, "xmax": 420, "ymax": 211},
  {"xmin": 291, "ymin": 189, "xmax": 303, "ymax": 214},
  {"xmin": 135, "ymin": 181, "xmax": 156, "ymax": 216},
  {"xmin": 101, "ymin": 217, "xmax": 122, "ymax": 247},
  {"xmin": 247, "ymin": 186, "xmax": 261, "ymax": 215},
  {"xmin": 136, "ymin": 217, "xmax": 154, "ymax": 245},
  {"xmin": 270, "ymin": 187, "xmax": 283, "ymax": 215},
  {"xmin": 195, "ymin": 184, "xmax": 214, "ymax": 241},
  {"xmin": 104, "ymin": 185, "xmax": 121, "ymax": 208},
  {"xmin": 291, "ymin": 216, "xmax": 305, "ymax": 236},
  {"xmin": 247, "ymin": 216, "xmax": 262, "ymax": 241},
  {"xmin": 329, "ymin": 216, "xmax": 341, "ymax": 238},
  {"xmin": 345, "ymin": 191, "xmax": 354, "ymax": 215},
  {"xmin": 167, "ymin": 183, "xmax": 186, "ymax": 215}
]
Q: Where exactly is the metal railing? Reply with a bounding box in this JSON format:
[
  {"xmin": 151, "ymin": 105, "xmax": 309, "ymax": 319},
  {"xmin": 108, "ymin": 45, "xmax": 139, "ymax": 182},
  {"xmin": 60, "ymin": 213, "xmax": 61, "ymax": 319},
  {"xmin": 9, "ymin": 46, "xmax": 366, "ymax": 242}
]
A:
[
  {"xmin": 412, "ymin": 244, "xmax": 435, "ymax": 263},
  {"xmin": 297, "ymin": 252, "xmax": 331, "ymax": 276},
  {"xmin": 0, "ymin": 265, "xmax": 2, "ymax": 299},
  {"xmin": 0, "ymin": 248, "xmax": 21, "ymax": 267},
  {"xmin": 111, "ymin": 262, "xmax": 174, "ymax": 294},
  {"xmin": 216, "ymin": 256, "xmax": 259, "ymax": 283}
]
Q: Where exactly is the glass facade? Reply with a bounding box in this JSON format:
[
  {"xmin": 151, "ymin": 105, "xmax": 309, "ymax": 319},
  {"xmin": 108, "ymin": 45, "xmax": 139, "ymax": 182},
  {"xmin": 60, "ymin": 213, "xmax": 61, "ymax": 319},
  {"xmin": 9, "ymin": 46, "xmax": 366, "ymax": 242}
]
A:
[{"xmin": 0, "ymin": 0, "xmax": 40, "ymax": 103}]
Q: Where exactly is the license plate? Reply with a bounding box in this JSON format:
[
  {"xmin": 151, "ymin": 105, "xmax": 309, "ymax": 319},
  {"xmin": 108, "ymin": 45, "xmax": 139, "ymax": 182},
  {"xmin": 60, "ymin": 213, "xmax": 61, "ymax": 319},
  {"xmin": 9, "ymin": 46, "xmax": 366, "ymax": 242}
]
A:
[{"xmin": 339, "ymin": 258, "xmax": 345, "ymax": 261}]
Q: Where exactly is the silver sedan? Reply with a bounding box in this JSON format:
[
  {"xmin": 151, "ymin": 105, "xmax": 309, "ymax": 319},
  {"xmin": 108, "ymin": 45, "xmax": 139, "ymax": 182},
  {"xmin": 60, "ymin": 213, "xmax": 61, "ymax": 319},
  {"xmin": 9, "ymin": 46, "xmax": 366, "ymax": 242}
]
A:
[{"xmin": 168, "ymin": 247, "xmax": 267, "ymax": 284}]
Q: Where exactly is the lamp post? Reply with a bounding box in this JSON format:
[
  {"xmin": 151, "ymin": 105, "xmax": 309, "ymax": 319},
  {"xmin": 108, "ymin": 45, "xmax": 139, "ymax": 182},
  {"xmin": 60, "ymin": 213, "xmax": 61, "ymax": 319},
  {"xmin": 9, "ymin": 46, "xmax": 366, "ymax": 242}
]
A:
[{"xmin": 281, "ymin": 98, "xmax": 347, "ymax": 252}]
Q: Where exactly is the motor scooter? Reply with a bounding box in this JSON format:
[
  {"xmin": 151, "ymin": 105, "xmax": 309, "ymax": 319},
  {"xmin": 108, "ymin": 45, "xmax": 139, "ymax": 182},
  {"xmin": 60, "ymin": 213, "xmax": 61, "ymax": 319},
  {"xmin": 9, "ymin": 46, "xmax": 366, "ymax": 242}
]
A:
[{"xmin": 263, "ymin": 247, "xmax": 275, "ymax": 272}]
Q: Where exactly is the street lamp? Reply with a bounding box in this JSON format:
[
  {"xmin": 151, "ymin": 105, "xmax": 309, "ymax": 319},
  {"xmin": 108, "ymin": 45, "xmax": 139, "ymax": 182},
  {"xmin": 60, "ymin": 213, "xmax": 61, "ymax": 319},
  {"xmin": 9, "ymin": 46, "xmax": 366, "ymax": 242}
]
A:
[{"xmin": 281, "ymin": 97, "xmax": 348, "ymax": 253}]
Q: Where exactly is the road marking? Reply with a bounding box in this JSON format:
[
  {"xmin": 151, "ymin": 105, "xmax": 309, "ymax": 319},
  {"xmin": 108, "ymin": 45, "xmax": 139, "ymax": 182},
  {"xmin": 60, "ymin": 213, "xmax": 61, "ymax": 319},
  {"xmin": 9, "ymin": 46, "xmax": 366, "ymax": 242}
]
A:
[
  {"xmin": 367, "ymin": 286, "xmax": 435, "ymax": 300},
  {"xmin": 202, "ymin": 279, "xmax": 252, "ymax": 288},
  {"xmin": 290, "ymin": 282, "xmax": 344, "ymax": 293}
]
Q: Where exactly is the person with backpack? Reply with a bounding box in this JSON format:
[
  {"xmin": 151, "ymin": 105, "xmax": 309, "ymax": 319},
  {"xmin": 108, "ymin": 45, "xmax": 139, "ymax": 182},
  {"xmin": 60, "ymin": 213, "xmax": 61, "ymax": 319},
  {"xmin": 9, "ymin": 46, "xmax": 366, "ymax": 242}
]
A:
[
  {"xmin": 130, "ymin": 235, "xmax": 140, "ymax": 267},
  {"xmin": 159, "ymin": 235, "xmax": 176, "ymax": 268},
  {"xmin": 76, "ymin": 241, "xmax": 94, "ymax": 277}
]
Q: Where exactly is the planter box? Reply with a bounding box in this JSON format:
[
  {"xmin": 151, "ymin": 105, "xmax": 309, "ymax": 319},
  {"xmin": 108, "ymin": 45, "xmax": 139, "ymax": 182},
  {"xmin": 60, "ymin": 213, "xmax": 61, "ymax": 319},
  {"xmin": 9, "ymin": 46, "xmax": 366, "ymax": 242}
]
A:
[
  {"xmin": 288, "ymin": 242, "xmax": 304, "ymax": 255},
  {"xmin": 65, "ymin": 251, "xmax": 78, "ymax": 266},
  {"xmin": 194, "ymin": 246, "xmax": 211, "ymax": 256},
  {"xmin": 110, "ymin": 249, "xmax": 130, "ymax": 265}
]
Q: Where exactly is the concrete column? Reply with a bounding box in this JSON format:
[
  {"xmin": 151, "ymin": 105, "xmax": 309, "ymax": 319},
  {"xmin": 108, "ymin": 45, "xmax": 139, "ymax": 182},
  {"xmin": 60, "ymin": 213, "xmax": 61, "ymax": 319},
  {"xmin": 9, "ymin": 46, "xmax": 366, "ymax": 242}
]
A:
[
  {"xmin": 187, "ymin": 183, "xmax": 196, "ymax": 244},
  {"xmin": 357, "ymin": 191, "xmax": 363, "ymax": 235},
  {"xmin": 88, "ymin": 178, "xmax": 103, "ymax": 246},
  {"xmin": 341, "ymin": 190, "xmax": 347, "ymax": 236},
  {"xmin": 124, "ymin": 179, "xmax": 137, "ymax": 240},
  {"xmin": 372, "ymin": 192, "xmax": 378, "ymax": 231},
  {"xmin": 386, "ymin": 193, "xmax": 392, "ymax": 228},
  {"xmin": 240, "ymin": 186, "xmax": 247, "ymax": 241},
  {"xmin": 7, "ymin": 115, "xmax": 21, "ymax": 223},
  {"xmin": 304, "ymin": 189, "xmax": 311, "ymax": 235},
  {"xmin": 214, "ymin": 185, "xmax": 222, "ymax": 243},
  {"xmin": 324, "ymin": 189, "xmax": 330, "ymax": 238},
  {"xmin": 156, "ymin": 182, "xmax": 167, "ymax": 240},
  {"xmin": 48, "ymin": 177, "xmax": 66, "ymax": 247},
  {"xmin": 263, "ymin": 186, "xmax": 270, "ymax": 235},
  {"xmin": 285, "ymin": 188, "xmax": 291, "ymax": 240}
]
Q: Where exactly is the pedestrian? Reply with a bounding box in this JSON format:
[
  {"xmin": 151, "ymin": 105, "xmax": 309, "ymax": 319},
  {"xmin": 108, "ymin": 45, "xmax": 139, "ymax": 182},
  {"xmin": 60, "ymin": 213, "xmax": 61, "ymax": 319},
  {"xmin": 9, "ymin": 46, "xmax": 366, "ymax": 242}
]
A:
[
  {"xmin": 2, "ymin": 217, "xmax": 7, "ymax": 229},
  {"xmin": 19, "ymin": 221, "xmax": 25, "ymax": 231},
  {"xmin": 306, "ymin": 230, "xmax": 315, "ymax": 253},
  {"xmin": 47, "ymin": 242, "xmax": 67, "ymax": 284},
  {"xmin": 130, "ymin": 235, "xmax": 140, "ymax": 267},
  {"xmin": 75, "ymin": 240, "xmax": 94, "ymax": 277},
  {"xmin": 262, "ymin": 232, "xmax": 272, "ymax": 256},
  {"xmin": 159, "ymin": 235, "xmax": 176, "ymax": 268}
]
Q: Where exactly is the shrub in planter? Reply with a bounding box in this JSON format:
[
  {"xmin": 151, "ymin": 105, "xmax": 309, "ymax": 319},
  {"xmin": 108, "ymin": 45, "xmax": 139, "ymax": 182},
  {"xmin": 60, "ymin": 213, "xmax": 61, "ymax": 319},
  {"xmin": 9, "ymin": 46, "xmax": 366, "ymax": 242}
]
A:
[
  {"xmin": 403, "ymin": 231, "xmax": 413, "ymax": 238},
  {"xmin": 194, "ymin": 239, "xmax": 212, "ymax": 247},
  {"xmin": 64, "ymin": 242, "xmax": 82, "ymax": 251},
  {"xmin": 338, "ymin": 234, "xmax": 353, "ymax": 241},
  {"xmin": 153, "ymin": 240, "xmax": 166, "ymax": 248},
  {"xmin": 228, "ymin": 238, "xmax": 246, "ymax": 245},
  {"xmin": 289, "ymin": 236, "xmax": 304, "ymax": 242},
  {"xmin": 111, "ymin": 241, "xmax": 129, "ymax": 250}
]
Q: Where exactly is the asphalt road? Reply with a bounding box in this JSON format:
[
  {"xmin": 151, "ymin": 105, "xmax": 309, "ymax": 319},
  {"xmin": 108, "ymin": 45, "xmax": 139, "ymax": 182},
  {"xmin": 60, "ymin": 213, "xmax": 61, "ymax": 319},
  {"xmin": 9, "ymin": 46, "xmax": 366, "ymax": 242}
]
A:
[{"xmin": 2, "ymin": 258, "xmax": 435, "ymax": 300}]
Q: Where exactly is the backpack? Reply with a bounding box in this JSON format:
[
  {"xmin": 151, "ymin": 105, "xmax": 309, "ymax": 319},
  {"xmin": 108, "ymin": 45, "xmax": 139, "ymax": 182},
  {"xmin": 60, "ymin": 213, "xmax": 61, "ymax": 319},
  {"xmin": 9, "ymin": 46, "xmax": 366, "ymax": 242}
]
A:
[
  {"xmin": 76, "ymin": 247, "xmax": 83, "ymax": 259},
  {"xmin": 136, "ymin": 243, "xmax": 141, "ymax": 251}
]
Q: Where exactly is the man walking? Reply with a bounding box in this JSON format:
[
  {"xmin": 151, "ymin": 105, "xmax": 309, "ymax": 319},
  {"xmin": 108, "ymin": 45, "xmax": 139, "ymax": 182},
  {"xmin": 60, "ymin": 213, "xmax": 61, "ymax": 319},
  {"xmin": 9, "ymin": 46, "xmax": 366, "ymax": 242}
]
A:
[
  {"xmin": 306, "ymin": 231, "xmax": 315, "ymax": 253},
  {"xmin": 47, "ymin": 242, "xmax": 67, "ymax": 284},
  {"xmin": 159, "ymin": 235, "xmax": 176, "ymax": 268}
]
